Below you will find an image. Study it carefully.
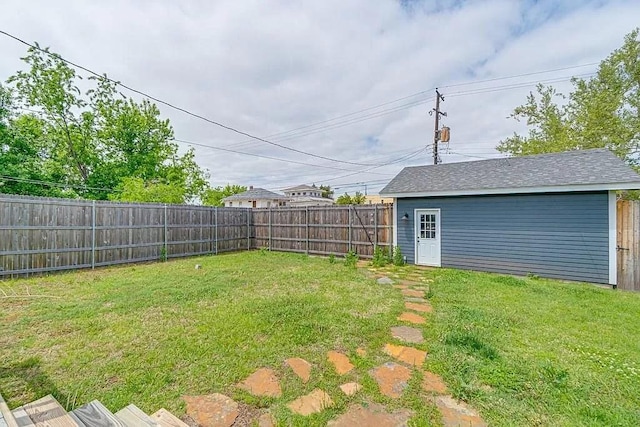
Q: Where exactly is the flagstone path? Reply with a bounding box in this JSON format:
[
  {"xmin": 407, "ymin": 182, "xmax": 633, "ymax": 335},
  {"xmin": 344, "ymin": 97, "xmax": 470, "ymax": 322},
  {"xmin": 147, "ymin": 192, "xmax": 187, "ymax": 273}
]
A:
[{"xmin": 181, "ymin": 271, "xmax": 486, "ymax": 426}]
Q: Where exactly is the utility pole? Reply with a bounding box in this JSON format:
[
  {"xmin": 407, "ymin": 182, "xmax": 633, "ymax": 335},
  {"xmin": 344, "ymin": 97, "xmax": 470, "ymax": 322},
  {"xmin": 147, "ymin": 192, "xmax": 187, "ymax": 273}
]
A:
[{"xmin": 430, "ymin": 89, "xmax": 447, "ymax": 165}]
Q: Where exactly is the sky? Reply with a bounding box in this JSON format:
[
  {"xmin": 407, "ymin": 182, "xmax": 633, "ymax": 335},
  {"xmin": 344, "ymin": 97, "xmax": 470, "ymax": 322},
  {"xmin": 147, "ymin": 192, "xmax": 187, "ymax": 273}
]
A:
[{"xmin": 1, "ymin": 0, "xmax": 639, "ymax": 196}]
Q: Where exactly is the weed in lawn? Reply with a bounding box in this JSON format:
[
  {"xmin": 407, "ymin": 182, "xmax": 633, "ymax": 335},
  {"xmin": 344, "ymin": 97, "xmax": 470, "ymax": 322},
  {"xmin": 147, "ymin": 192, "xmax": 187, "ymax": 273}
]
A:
[
  {"xmin": 343, "ymin": 250, "xmax": 358, "ymax": 268},
  {"xmin": 371, "ymin": 245, "xmax": 390, "ymax": 268},
  {"xmin": 444, "ymin": 331, "xmax": 500, "ymax": 360},
  {"xmin": 392, "ymin": 246, "xmax": 405, "ymax": 266}
]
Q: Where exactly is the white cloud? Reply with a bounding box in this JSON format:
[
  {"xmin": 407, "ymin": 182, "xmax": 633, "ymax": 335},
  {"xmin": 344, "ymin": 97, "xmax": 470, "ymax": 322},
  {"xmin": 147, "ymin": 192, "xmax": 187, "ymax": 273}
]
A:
[{"xmin": 1, "ymin": 0, "xmax": 638, "ymax": 195}]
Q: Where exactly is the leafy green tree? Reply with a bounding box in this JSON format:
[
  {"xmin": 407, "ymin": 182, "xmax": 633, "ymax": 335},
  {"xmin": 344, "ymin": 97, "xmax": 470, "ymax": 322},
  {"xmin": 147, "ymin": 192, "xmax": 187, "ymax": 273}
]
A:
[
  {"xmin": 202, "ymin": 184, "xmax": 247, "ymax": 206},
  {"xmin": 318, "ymin": 184, "xmax": 334, "ymax": 199},
  {"xmin": 112, "ymin": 177, "xmax": 186, "ymax": 204},
  {"xmin": 4, "ymin": 45, "xmax": 209, "ymax": 202},
  {"xmin": 497, "ymin": 29, "xmax": 640, "ymax": 169},
  {"xmin": 335, "ymin": 191, "xmax": 366, "ymax": 205},
  {"xmin": 0, "ymin": 84, "xmax": 72, "ymax": 197}
]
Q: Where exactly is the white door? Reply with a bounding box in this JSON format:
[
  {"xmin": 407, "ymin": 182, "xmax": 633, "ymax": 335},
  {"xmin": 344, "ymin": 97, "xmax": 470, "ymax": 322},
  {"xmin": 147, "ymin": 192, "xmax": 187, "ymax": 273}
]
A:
[{"xmin": 415, "ymin": 209, "xmax": 441, "ymax": 266}]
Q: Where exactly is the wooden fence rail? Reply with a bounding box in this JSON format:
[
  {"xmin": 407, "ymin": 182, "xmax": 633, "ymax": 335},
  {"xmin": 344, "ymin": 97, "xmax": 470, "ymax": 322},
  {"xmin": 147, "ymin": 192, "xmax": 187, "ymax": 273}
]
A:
[{"xmin": 0, "ymin": 194, "xmax": 392, "ymax": 277}]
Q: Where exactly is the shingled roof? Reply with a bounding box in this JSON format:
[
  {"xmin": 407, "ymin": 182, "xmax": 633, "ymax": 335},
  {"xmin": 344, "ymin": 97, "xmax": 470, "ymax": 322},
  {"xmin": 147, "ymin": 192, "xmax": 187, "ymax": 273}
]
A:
[
  {"xmin": 380, "ymin": 149, "xmax": 640, "ymax": 196},
  {"xmin": 223, "ymin": 188, "xmax": 287, "ymax": 201}
]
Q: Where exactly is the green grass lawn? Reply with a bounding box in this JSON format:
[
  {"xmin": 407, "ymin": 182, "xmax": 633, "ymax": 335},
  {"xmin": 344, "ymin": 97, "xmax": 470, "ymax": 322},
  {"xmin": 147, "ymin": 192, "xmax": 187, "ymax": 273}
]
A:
[{"xmin": 1, "ymin": 251, "xmax": 639, "ymax": 426}]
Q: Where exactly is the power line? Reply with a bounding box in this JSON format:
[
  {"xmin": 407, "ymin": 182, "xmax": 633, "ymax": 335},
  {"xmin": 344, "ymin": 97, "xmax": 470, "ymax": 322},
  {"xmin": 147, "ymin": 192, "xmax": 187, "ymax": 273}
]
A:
[
  {"xmin": 172, "ymin": 138, "xmax": 391, "ymax": 174},
  {"xmin": 222, "ymin": 63, "xmax": 599, "ymax": 150},
  {"xmin": 0, "ymin": 29, "xmax": 381, "ymax": 168},
  {"xmin": 322, "ymin": 146, "xmax": 430, "ymax": 184},
  {"xmin": 0, "ymin": 174, "xmax": 117, "ymax": 192},
  {"xmin": 438, "ymin": 62, "xmax": 598, "ymax": 90}
]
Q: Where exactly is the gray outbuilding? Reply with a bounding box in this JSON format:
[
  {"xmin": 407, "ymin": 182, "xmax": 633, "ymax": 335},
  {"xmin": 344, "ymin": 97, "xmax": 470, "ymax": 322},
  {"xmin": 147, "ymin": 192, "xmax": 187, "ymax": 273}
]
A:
[{"xmin": 379, "ymin": 149, "xmax": 640, "ymax": 285}]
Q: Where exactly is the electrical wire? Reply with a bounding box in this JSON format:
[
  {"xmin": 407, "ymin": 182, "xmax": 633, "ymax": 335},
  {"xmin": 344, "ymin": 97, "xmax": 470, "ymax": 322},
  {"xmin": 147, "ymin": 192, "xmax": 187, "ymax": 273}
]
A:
[{"xmin": 0, "ymin": 30, "xmax": 382, "ymax": 167}]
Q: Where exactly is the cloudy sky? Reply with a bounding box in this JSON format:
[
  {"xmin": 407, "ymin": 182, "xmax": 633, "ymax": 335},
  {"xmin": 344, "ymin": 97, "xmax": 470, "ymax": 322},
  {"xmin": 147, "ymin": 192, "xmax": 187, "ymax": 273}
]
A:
[{"xmin": 1, "ymin": 0, "xmax": 639, "ymax": 196}]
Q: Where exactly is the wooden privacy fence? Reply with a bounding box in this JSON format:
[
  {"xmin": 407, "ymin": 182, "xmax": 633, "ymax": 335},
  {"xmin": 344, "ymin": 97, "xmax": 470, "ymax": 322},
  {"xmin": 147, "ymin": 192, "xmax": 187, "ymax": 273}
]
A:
[
  {"xmin": 0, "ymin": 194, "xmax": 251, "ymax": 277},
  {"xmin": 0, "ymin": 194, "xmax": 392, "ymax": 277},
  {"xmin": 617, "ymin": 200, "xmax": 640, "ymax": 292},
  {"xmin": 252, "ymin": 204, "xmax": 392, "ymax": 257}
]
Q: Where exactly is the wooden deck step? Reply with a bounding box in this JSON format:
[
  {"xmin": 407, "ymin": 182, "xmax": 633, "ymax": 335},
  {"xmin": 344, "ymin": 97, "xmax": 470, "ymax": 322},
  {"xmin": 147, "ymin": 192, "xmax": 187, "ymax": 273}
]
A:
[
  {"xmin": 21, "ymin": 395, "xmax": 79, "ymax": 427},
  {"xmin": 0, "ymin": 393, "xmax": 19, "ymax": 427},
  {"xmin": 71, "ymin": 400, "xmax": 124, "ymax": 427},
  {"xmin": 10, "ymin": 408, "xmax": 35, "ymax": 427},
  {"xmin": 114, "ymin": 405, "xmax": 158, "ymax": 427},
  {"xmin": 149, "ymin": 409, "xmax": 188, "ymax": 427}
]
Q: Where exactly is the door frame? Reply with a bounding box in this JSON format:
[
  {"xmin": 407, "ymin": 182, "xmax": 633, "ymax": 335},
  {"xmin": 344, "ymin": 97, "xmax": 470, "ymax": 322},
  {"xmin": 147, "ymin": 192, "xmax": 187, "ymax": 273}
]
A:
[{"xmin": 414, "ymin": 208, "xmax": 441, "ymax": 267}]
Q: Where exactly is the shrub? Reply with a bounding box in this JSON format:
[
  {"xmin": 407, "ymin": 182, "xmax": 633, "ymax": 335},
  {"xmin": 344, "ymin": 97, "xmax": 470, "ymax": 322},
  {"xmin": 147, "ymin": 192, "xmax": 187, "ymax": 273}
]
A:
[
  {"xmin": 393, "ymin": 246, "xmax": 405, "ymax": 266},
  {"xmin": 371, "ymin": 245, "xmax": 390, "ymax": 267},
  {"xmin": 344, "ymin": 249, "xmax": 359, "ymax": 268}
]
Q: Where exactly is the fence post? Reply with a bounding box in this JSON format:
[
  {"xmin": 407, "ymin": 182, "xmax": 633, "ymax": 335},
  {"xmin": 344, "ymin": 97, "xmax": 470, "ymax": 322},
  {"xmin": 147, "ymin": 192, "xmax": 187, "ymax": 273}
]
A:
[
  {"xmin": 306, "ymin": 206, "xmax": 310, "ymax": 255},
  {"xmin": 247, "ymin": 208, "xmax": 251, "ymax": 250},
  {"xmin": 268, "ymin": 207, "xmax": 272, "ymax": 251},
  {"xmin": 388, "ymin": 205, "xmax": 393, "ymax": 258},
  {"xmin": 210, "ymin": 208, "xmax": 214, "ymax": 254},
  {"xmin": 348, "ymin": 205, "xmax": 352, "ymax": 253},
  {"xmin": 215, "ymin": 207, "xmax": 218, "ymax": 254},
  {"xmin": 163, "ymin": 204, "xmax": 168, "ymax": 259},
  {"xmin": 374, "ymin": 204, "xmax": 378, "ymax": 249},
  {"xmin": 91, "ymin": 200, "xmax": 96, "ymax": 269}
]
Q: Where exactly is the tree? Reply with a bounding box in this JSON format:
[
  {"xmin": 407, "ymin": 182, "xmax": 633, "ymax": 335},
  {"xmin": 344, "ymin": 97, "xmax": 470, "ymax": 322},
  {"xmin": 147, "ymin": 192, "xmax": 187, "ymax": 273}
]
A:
[
  {"xmin": 4, "ymin": 45, "xmax": 209, "ymax": 202},
  {"xmin": 497, "ymin": 29, "xmax": 640, "ymax": 169},
  {"xmin": 202, "ymin": 184, "xmax": 247, "ymax": 206},
  {"xmin": 335, "ymin": 191, "xmax": 366, "ymax": 205},
  {"xmin": 112, "ymin": 177, "xmax": 186, "ymax": 204},
  {"xmin": 318, "ymin": 184, "xmax": 334, "ymax": 199},
  {"xmin": 0, "ymin": 84, "xmax": 72, "ymax": 197}
]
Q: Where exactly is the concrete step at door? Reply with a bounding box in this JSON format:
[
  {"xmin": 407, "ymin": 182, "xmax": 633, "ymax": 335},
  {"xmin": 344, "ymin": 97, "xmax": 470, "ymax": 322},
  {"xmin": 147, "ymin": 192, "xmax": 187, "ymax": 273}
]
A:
[
  {"xmin": 149, "ymin": 409, "xmax": 188, "ymax": 427},
  {"xmin": 71, "ymin": 400, "xmax": 125, "ymax": 427},
  {"xmin": 114, "ymin": 405, "xmax": 158, "ymax": 427},
  {"xmin": 21, "ymin": 395, "xmax": 79, "ymax": 427}
]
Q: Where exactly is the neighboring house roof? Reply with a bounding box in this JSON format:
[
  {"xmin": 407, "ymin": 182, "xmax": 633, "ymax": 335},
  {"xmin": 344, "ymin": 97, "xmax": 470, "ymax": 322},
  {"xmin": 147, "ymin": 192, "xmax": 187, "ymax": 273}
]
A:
[
  {"xmin": 380, "ymin": 149, "xmax": 640, "ymax": 197},
  {"xmin": 223, "ymin": 188, "xmax": 288, "ymax": 202},
  {"xmin": 282, "ymin": 184, "xmax": 318, "ymax": 192}
]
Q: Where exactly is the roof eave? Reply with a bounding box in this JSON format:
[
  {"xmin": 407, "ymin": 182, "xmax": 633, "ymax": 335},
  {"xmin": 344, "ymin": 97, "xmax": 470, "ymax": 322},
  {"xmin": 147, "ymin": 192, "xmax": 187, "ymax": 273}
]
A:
[{"xmin": 381, "ymin": 182, "xmax": 640, "ymax": 198}]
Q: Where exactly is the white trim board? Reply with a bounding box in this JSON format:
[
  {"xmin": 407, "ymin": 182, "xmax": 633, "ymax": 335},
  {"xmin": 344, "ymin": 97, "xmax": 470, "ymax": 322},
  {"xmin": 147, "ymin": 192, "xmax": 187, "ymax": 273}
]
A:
[
  {"xmin": 381, "ymin": 182, "xmax": 640, "ymax": 199},
  {"xmin": 609, "ymin": 190, "xmax": 617, "ymax": 286}
]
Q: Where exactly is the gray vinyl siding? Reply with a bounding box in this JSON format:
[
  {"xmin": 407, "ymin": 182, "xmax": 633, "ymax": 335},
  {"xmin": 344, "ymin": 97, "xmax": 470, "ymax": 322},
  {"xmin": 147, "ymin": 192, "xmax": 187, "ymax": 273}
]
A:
[{"xmin": 396, "ymin": 191, "xmax": 610, "ymax": 284}]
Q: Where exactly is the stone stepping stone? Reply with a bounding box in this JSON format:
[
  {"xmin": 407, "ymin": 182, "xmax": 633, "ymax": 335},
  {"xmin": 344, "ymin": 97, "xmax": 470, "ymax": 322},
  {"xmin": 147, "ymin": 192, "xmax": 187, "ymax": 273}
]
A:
[
  {"xmin": 369, "ymin": 362, "xmax": 412, "ymax": 398},
  {"xmin": 237, "ymin": 368, "xmax": 282, "ymax": 397},
  {"xmin": 327, "ymin": 403, "xmax": 413, "ymax": 427},
  {"xmin": 405, "ymin": 301, "xmax": 433, "ymax": 313},
  {"xmin": 287, "ymin": 389, "xmax": 334, "ymax": 416},
  {"xmin": 393, "ymin": 284, "xmax": 409, "ymax": 290},
  {"xmin": 434, "ymin": 395, "xmax": 487, "ymax": 427},
  {"xmin": 377, "ymin": 277, "xmax": 394, "ymax": 285},
  {"xmin": 327, "ymin": 351, "xmax": 354, "ymax": 375},
  {"xmin": 405, "ymin": 297, "xmax": 427, "ymax": 303},
  {"xmin": 258, "ymin": 412, "xmax": 275, "ymax": 427},
  {"xmin": 285, "ymin": 357, "xmax": 312, "ymax": 383},
  {"xmin": 422, "ymin": 371, "xmax": 448, "ymax": 394},
  {"xmin": 398, "ymin": 312, "xmax": 426, "ymax": 324},
  {"xmin": 339, "ymin": 382, "xmax": 362, "ymax": 396},
  {"xmin": 183, "ymin": 393, "xmax": 238, "ymax": 427},
  {"xmin": 401, "ymin": 289, "xmax": 425, "ymax": 298},
  {"xmin": 391, "ymin": 326, "xmax": 424, "ymax": 344},
  {"xmin": 384, "ymin": 343, "xmax": 427, "ymax": 367}
]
